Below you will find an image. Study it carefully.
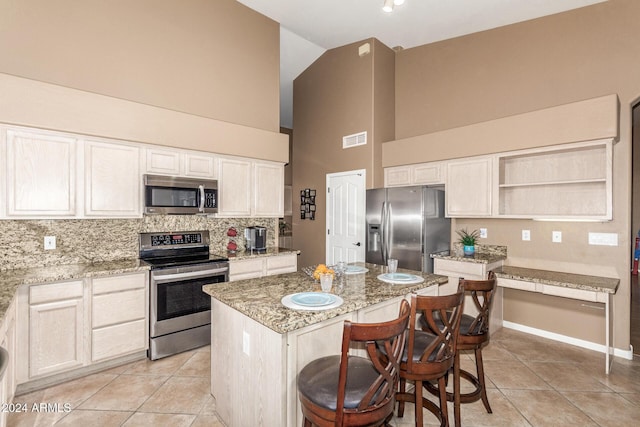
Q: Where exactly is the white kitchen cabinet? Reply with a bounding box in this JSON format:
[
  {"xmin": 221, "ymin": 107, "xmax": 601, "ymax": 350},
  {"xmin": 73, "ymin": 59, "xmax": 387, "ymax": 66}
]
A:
[
  {"xmin": 0, "ymin": 298, "xmax": 17, "ymax": 427},
  {"xmin": 384, "ymin": 165, "xmax": 412, "ymax": 187},
  {"xmin": 253, "ymin": 161, "xmax": 284, "ymax": 217},
  {"xmin": 145, "ymin": 147, "xmax": 217, "ymax": 179},
  {"xmin": 26, "ymin": 280, "xmax": 85, "ymax": 378},
  {"xmin": 495, "ymin": 139, "xmax": 613, "ymax": 220},
  {"xmin": 218, "ymin": 157, "xmax": 252, "ymax": 216},
  {"xmin": 84, "ymin": 140, "xmax": 141, "ymax": 217},
  {"xmin": 5, "ymin": 128, "xmax": 77, "ymax": 217},
  {"xmin": 145, "ymin": 148, "xmax": 181, "ymax": 175},
  {"xmin": 446, "ymin": 156, "xmax": 493, "ymax": 217},
  {"xmin": 433, "ymin": 258, "xmax": 503, "ymax": 335},
  {"xmin": 91, "ymin": 272, "xmax": 148, "ymax": 362},
  {"xmin": 218, "ymin": 156, "xmax": 285, "ymax": 217},
  {"xmin": 384, "ymin": 161, "xmax": 445, "ymax": 188},
  {"xmin": 229, "ymin": 253, "xmax": 297, "ymax": 281}
]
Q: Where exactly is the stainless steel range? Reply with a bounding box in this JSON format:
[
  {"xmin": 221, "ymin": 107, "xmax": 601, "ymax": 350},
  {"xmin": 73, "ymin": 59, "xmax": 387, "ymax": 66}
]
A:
[{"xmin": 139, "ymin": 230, "xmax": 228, "ymax": 360}]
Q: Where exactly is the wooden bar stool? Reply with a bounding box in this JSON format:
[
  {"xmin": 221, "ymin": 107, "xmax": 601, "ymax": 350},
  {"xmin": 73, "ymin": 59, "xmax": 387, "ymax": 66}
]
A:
[
  {"xmin": 297, "ymin": 299, "xmax": 410, "ymax": 427},
  {"xmin": 397, "ymin": 291, "xmax": 465, "ymax": 427},
  {"xmin": 424, "ymin": 271, "xmax": 497, "ymax": 427}
]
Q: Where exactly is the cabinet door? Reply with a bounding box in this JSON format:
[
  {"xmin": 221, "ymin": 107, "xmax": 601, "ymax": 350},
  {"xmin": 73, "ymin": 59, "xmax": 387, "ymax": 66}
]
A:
[
  {"xmin": 266, "ymin": 254, "xmax": 297, "ymax": 276},
  {"xmin": 6, "ymin": 129, "xmax": 76, "ymax": 216},
  {"xmin": 413, "ymin": 162, "xmax": 445, "ymax": 185},
  {"xmin": 446, "ymin": 156, "xmax": 493, "ymax": 217},
  {"xmin": 218, "ymin": 157, "xmax": 252, "ymax": 216},
  {"xmin": 184, "ymin": 153, "xmax": 216, "ymax": 178},
  {"xmin": 228, "ymin": 258, "xmax": 264, "ymax": 281},
  {"xmin": 384, "ymin": 166, "xmax": 412, "ymax": 187},
  {"xmin": 29, "ymin": 298, "xmax": 84, "ymax": 377},
  {"xmin": 84, "ymin": 140, "xmax": 141, "ymax": 217},
  {"xmin": 0, "ymin": 300, "xmax": 16, "ymax": 422},
  {"xmin": 253, "ymin": 161, "xmax": 284, "ymax": 217},
  {"xmin": 145, "ymin": 148, "xmax": 181, "ymax": 175}
]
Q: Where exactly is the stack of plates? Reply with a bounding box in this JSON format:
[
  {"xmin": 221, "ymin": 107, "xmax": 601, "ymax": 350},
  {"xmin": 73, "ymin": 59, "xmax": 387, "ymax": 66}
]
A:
[
  {"xmin": 377, "ymin": 273, "xmax": 425, "ymax": 285},
  {"xmin": 343, "ymin": 265, "xmax": 369, "ymax": 275},
  {"xmin": 281, "ymin": 292, "xmax": 344, "ymax": 311}
]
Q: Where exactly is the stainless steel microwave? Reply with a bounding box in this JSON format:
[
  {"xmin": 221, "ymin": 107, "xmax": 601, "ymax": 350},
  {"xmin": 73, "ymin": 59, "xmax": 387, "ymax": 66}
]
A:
[{"xmin": 143, "ymin": 174, "xmax": 218, "ymax": 215}]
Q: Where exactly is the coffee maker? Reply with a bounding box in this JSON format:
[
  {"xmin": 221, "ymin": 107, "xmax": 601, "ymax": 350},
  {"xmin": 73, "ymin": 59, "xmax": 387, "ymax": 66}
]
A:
[{"xmin": 245, "ymin": 226, "xmax": 267, "ymax": 251}]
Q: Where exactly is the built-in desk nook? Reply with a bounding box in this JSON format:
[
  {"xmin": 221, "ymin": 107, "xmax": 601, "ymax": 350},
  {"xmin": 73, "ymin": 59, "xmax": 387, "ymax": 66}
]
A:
[{"xmin": 493, "ymin": 266, "xmax": 619, "ymax": 374}]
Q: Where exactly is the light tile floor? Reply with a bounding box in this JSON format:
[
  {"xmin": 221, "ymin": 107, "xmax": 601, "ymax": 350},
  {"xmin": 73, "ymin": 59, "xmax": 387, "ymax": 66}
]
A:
[{"xmin": 7, "ymin": 327, "xmax": 640, "ymax": 426}]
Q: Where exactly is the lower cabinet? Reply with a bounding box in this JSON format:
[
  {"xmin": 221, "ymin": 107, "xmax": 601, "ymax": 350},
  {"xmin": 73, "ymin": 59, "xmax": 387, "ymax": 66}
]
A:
[
  {"xmin": 0, "ymin": 299, "xmax": 17, "ymax": 427},
  {"xmin": 27, "ymin": 280, "xmax": 85, "ymax": 378},
  {"xmin": 15, "ymin": 271, "xmax": 148, "ymax": 387},
  {"xmin": 91, "ymin": 272, "xmax": 148, "ymax": 362},
  {"xmin": 433, "ymin": 258, "xmax": 503, "ymax": 334},
  {"xmin": 229, "ymin": 253, "xmax": 297, "ymax": 281}
]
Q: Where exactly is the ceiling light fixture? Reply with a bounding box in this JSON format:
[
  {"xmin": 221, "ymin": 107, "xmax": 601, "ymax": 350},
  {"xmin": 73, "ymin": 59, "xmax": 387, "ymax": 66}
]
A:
[
  {"xmin": 394, "ymin": 0, "xmax": 406, "ymax": 5},
  {"xmin": 383, "ymin": 0, "xmax": 394, "ymax": 13}
]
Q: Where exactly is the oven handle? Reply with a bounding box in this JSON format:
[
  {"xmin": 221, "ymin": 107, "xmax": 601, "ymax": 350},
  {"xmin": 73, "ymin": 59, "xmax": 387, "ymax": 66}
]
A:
[{"xmin": 152, "ymin": 267, "xmax": 228, "ymax": 283}]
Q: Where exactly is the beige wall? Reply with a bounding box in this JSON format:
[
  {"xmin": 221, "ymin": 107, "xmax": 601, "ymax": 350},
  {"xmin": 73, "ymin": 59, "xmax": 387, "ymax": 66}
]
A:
[
  {"xmin": 0, "ymin": 0, "xmax": 280, "ymax": 133},
  {"xmin": 292, "ymin": 39, "xmax": 394, "ymax": 267},
  {"xmin": 389, "ymin": 0, "xmax": 640, "ymax": 350}
]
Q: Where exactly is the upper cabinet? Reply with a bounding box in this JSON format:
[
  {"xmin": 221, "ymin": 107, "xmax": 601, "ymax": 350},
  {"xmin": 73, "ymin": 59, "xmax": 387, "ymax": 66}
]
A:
[
  {"xmin": 145, "ymin": 148, "xmax": 217, "ymax": 179},
  {"xmin": 84, "ymin": 140, "xmax": 141, "ymax": 217},
  {"xmin": 446, "ymin": 156, "xmax": 493, "ymax": 217},
  {"xmin": 384, "ymin": 161, "xmax": 445, "ymax": 187},
  {"xmin": 217, "ymin": 156, "xmax": 284, "ymax": 217},
  {"xmin": 5, "ymin": 128, "xmax": 77, "ymax": 217},
  {"xmin": 495, "ymin": 139, "xmax": 613, "ymax": 220}
]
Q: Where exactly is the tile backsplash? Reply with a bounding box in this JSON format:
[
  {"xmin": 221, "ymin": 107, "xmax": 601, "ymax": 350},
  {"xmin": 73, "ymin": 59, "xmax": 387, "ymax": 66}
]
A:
[{"xmin": 0, "ymin": 216, "xmax": 277, "ymax": 270}]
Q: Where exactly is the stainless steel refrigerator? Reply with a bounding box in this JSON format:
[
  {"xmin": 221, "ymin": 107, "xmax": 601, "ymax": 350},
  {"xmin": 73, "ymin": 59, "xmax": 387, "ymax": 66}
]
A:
[{"xmin": 365, "ymin": 186, "xmax": 450, "ymax": 273}]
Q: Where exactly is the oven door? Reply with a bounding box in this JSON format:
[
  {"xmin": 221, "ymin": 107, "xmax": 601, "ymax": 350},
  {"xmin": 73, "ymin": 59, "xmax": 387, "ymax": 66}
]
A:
[{"xmin": 150, "ymin": 263, "xmax": 228, "ymax": 338}]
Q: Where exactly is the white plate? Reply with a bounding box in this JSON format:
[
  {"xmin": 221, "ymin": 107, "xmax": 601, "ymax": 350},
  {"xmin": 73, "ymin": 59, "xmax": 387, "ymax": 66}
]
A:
[
  {"xmin": 377, "ymin": 273, "xmax": 425, "ymax": 285},
  {"xmin": 282, "ymin": 293, "xmax": 344, "ymax": 311},
  {"xmin": 290, "ymin": 292, "xmax": 336, "ymax": 307},
  {"xmin": 344, "ymin": 265, "xmax": 369, "ymax": 275}
]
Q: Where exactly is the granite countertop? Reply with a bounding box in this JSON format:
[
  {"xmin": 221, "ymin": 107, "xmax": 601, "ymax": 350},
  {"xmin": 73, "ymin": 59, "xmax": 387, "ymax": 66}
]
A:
[
  {"xmin": 430, "ymin": 244, "xmax": 508, "ymax": 265},
  {"xmin": 0, "ymin": 259, "xmax": 150, "ymax": 322},
  {"xmin": 225, "ymin": 247, "xmax": 300, "ymax": 261},
  {"xmin": 494, "ymin": 265, "xmax": 619, "ymax": 294},
  {"xmin": 203, "ymin": 262, "xmax": 447, "ymax": 334}
]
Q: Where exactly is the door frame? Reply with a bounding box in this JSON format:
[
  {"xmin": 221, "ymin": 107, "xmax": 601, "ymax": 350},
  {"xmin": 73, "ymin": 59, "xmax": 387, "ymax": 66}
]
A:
[{"xmin": 325, "ymin": 169, "xmax": 366, "ymax": 264}]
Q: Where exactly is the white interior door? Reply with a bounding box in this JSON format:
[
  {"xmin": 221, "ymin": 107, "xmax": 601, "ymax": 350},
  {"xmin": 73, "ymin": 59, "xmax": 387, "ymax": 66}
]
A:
[{"xmin": 326, "ymin": 169, "xmax": 366, "ymax": 265}]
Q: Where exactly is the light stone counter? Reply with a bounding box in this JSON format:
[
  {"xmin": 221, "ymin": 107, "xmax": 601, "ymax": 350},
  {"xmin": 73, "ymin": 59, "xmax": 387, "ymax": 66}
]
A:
[
  {"xmin": 430, "ymin": 244, "xmax": 508, "ymax": 265},
  {"xmin": 224, "ymin": 247, "xmax": 300, "ymax": 261},
  {"xmin": 204, "ymin": 262, "xmax": 447, "ymax": 427},
  {"xmin": 0, "ymin": 259, "xmax": 150, "ymax": 324},
  {"xmin": 203, "ymin": 262, "xmax": 446, "ymax": 334},
  {"xmin": 494, "ymin": 265, "xmax": 619, "ymax": 294}
]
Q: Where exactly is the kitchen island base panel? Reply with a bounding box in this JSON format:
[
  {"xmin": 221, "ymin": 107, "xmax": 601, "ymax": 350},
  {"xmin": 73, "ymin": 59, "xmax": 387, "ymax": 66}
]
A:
[{"xmin": 211, "ymin": 300, "xmax": 288, "ymax": 426}]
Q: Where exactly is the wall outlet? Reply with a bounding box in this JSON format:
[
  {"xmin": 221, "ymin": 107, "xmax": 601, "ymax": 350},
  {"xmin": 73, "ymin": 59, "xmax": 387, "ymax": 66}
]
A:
[
  {"xmin": 522, "ymin": 230, "xmax": 531, "ymax": 241},
  {"xmin": 552, "ymin": 231, "xmax": 562, "ymax": 243},
  {"xmin": 44, "ymin": 236, "xmax": 56, "ymax": 250},
  {"xmin": 479, "ymin": 228, "xmax": 487, "ymax": 238},
  {"xmin": 242, "ymin": 331, "xmax": 250, "ymax": 356}
]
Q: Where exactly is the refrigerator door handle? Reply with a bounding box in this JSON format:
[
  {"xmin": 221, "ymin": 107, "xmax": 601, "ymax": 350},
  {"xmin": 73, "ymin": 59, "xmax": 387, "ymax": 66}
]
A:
[
  {"xmin": 380, "ymin": 201, "xmax": 387, "ymax": 262},
  {"xmin": 386, "ymin": 202, "xmax": 393, "ymax": 260}
]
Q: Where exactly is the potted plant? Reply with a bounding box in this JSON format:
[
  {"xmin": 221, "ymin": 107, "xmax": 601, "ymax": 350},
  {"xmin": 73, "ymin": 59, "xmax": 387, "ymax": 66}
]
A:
[{"xmin": 456, "ymin": 228, "xmax": 480, "ymax": 257}]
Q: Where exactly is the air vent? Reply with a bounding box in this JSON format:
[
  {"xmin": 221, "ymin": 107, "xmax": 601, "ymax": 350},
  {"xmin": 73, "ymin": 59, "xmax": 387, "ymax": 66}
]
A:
[{"xmin": 342, "ymin": 131, "xmax": 367, "ymax": 149}]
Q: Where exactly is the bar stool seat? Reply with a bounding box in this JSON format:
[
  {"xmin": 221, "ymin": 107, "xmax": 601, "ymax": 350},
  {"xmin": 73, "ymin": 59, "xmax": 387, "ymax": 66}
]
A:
[{"xmin": 297, "ymin": 299, "xmax": 411, "ymax": 427}]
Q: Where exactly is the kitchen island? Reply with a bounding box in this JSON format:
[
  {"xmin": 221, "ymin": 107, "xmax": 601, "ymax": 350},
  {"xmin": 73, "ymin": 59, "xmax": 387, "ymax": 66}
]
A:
[{"xmin": 202, "ymin": 263, "xmax": 447, "ymax": 427}]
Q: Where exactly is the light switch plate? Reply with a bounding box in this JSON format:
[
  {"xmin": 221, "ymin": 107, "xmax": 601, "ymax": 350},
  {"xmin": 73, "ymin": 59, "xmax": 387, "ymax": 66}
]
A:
[
  {"xmin": 552, "ymin": 231, "xmax": 562, "ymax": 243},
  {"xmin": 588, "ymin": 232, "xmax": 618, "ymax": 246}
]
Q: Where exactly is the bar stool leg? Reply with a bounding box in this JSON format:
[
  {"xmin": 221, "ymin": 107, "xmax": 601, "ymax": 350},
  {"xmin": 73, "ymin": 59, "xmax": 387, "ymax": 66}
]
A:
[
  {"xmin": 475, "ymin": 348, "xmax": 492, "ymax": 414},
  {"xmin": 415, "ymin": 379, "xmax": 424, "ymax": 427},
  {"xmin": 454, "ymin": 351, "xmax": 462, "ymax": 427}
]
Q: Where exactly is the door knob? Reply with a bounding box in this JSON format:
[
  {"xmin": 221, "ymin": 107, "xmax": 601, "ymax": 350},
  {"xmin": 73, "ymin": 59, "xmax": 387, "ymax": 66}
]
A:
[{"xmin": 353, "ymin": 242, "xmax": 361, "ymax": 246}]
